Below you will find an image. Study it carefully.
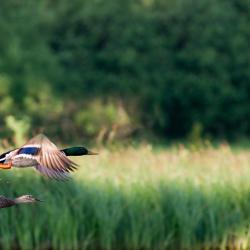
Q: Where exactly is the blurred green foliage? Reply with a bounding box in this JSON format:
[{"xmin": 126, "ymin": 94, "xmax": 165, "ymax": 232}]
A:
[
  {"xmin": 5, "ymin": 115, "xmax": 30, "ymax": 145},
  {"xmin": 0, "ymin": 0, "xmax": 249, "ymax": 143}
]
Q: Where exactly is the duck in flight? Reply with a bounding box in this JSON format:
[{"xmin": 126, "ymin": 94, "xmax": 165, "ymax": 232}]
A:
[
  {"xmin": 0, "ymin": 195, "xmax": 41, "ymax": 209},
  {"xmin": 0, "ymin": 134, "xmax": 97, "ymax": 179}
]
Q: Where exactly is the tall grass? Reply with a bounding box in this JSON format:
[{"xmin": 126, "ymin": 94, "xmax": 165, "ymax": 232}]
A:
[{"xmin": 0, "ymin": 144, "xmax": 250, "ymax": 249}]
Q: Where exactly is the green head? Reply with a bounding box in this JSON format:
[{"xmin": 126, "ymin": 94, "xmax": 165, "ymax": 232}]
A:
[{"xmin": 62, "ymin": 147, "xmax": 98, "ymax": 156}]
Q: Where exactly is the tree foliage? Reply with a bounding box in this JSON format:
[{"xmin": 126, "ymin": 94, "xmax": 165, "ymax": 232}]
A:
[{"xmin": 0, "ymin": 0, "xmax": 249, "ymax": 143}]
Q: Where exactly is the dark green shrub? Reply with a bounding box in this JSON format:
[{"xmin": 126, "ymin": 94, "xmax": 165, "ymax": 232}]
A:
[{"xmin": 0, "ymin": 0, "xmax": 249, "ymax": 141}]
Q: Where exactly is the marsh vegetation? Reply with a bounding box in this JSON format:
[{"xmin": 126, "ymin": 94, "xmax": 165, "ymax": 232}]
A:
[{"xmin": 0, "ymin": 143, "xmax": 250, "ymax": 249}]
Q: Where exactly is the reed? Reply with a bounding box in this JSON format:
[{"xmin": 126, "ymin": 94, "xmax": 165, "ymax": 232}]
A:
[{"xmin": 0, "ymin": 144, "xmax": 249, "ymax": 250}]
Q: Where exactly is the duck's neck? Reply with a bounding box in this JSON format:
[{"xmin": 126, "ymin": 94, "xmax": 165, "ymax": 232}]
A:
[
  {"xmin": 14, "ymin": 197, "xmax": 28, "ymax": 204},
  {"xmin": 62, "ymin": 147, "xmax": 88, "ymax": 156}
]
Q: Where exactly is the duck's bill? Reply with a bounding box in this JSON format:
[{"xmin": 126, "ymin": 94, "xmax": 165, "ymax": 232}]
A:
[
  {"xmin": 87, "ymin": 151, "xmax": 98, "ymax": 155},
  {"xmin": 35, "ymin": 198, "xmax": 43, "ymax": 202}
]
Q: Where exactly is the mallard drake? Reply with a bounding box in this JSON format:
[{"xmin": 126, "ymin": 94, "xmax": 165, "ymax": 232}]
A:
[
  {"xmin": 0, "ymin": 134, "xmax": 97, "ymax": 179},
  {"xmin": 0, "ymin": 194, "xmax": 41, "ymax": 209}
]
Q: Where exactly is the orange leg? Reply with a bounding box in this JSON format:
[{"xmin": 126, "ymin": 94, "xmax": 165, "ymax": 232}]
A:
[{"xmin": 0, "ymin": 162, "xmax": 12, "ymax": 170}]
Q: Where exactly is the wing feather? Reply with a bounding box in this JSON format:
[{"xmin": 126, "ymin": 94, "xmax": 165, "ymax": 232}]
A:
[{"xmin": 24, "ymin": 134, "xmax": 77, "ymax": 179}]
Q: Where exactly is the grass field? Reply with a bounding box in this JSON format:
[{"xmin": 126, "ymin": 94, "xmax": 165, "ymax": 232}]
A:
[{"xmin": 0, "ymin": 143, "xmax": 250, "ymax": 250}]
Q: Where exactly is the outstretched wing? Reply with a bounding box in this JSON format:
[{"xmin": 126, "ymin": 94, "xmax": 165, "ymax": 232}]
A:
[{"xmin": 25, "ymin": 134, "xmax": 78, "ymax": 179}]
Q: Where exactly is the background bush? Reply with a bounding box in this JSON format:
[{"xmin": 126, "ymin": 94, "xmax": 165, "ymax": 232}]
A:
[{"xmin": 0, "ymin": 0, "xmax": 249, "ymax": 143}]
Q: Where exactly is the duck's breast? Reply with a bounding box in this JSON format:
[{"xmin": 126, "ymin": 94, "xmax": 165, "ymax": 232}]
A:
[
  {"xmin": 12, "ymin": 155, "xmax": 38, "ymax": 167},
  {"xmin": 12, "ymin": 147, "xmax": 40, "ymax": 167}
]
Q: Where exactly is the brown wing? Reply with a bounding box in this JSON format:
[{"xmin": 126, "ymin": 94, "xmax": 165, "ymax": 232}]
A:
[{"xmin": 26, "ymin": 134, "xmax": 78, "ymax": 179}]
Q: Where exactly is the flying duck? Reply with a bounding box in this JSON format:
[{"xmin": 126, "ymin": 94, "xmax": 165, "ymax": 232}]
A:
[{"xmin": 0, "ymin": 134, "xmax": 97, "ymax": 179}]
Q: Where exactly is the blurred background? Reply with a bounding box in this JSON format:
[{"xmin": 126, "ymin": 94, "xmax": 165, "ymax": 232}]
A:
[
  {"xmin": 0, "ymin": 1, "xmax": 250, "ymax": 249},
  {"xmin": 0, "ymin": 0, "xmax": 249, "ymax": 146}
]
